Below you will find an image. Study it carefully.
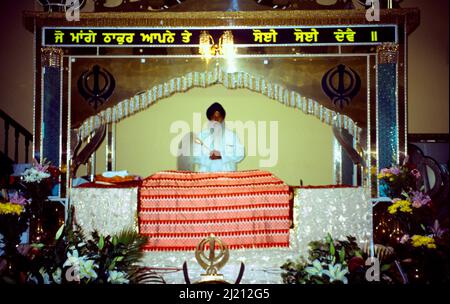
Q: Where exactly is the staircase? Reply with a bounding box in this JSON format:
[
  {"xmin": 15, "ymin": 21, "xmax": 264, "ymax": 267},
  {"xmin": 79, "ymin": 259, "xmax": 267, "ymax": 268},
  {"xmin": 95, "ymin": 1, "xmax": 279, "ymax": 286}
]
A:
[{"xmin": 0, "ymin": 109, "xmax": 32, "ymax": 187}]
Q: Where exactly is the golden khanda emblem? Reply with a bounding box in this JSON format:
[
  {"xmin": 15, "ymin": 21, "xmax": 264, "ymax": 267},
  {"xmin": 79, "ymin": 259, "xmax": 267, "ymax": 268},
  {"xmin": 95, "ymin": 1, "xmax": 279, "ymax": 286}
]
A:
[
  {"xmin": 182, "ymin": 234, "xmax": 245, "ymax": 284},
  {"xmin": 195, "ymin": 234, "xmax": 229, "ymax": 281}
]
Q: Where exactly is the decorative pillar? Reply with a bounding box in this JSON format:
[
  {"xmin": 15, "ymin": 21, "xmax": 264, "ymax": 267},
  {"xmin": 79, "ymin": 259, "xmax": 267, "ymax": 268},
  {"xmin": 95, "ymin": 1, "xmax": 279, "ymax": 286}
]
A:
[
  {"xmin": 41, "ymin": 47, "xmax": 63, "ymax": 167},
  {"xmin": 376, "ymin": 43, "xmax": 399, "ymax": 194}
]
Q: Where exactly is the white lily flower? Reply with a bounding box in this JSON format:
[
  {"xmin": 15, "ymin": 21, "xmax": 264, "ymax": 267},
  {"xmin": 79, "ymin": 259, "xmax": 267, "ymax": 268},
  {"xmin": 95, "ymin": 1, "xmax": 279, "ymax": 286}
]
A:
[
  {"xmin": 107, "ymin": 270, "xmax": 129, "ymax": 284},
  {"xmin": 63, "ymin": 249, "xmax": 82, "ymax": 268},
  {"xmin": 323, "ymin": 263, "xmax": 349, "ymax": 284},
  {"xmin": 22, "ymin": 167, "xmax": 50, "ymax": 183},
  {"xmin": 78, "ymin": 259, "xmax": 98, "ymax": 281},
  {"xmin": 304, "ymin": 259, "xmax": 325, "ymax": 277}
]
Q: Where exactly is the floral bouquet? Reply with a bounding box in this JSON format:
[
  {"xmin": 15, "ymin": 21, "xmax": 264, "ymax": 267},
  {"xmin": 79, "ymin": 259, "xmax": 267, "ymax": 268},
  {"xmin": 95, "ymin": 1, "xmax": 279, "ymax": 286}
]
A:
[
  {"xmin": 19, "ymin": 159, "xmax": 62, "ymax": 244},
  {"xmin": 378, "ymin": 160, "xmax": 434, "ymax": 236},
  {"xmin": 0, "ymin": 192, "xmax": 29, "ymax": 278},
  {"xmin": 377, "ymin": 164, "xmax": 419, "ymax": 198},
  {"xmin": 393, "ymin": 221, "xmax": 449, "ymax": 283},
  {"xmin": 281, "ymin": 234, "xmax": 396, "ymax": 284},
  {"xmin": 377, "ymin": 161, "xmax": 449, "ymax": 283},
  {"xmin": 20, "ymin": 159, "xmax": 54, "ymax": 214},
  {"xmin": 26, "ymin": 219, "xmax": 160, "ymax": 284}
]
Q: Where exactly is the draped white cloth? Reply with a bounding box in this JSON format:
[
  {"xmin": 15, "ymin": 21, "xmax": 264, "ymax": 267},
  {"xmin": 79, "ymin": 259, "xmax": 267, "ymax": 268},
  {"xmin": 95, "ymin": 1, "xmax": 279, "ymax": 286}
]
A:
[
  {"xmin": 70, "ymin": 184, "xmax": 372, "ymax": 283},
  {"xmin": 70, "ymin": 187, "xmax": 139, "ymax": 237},
  {"xmin": 294, "ymin": 187, "xmax": 372, "ymax": 256}
]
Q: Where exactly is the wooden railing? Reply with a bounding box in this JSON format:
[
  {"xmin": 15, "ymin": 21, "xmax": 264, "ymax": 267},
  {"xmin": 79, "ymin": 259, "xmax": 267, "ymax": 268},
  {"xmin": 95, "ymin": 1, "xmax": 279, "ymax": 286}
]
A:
[{"xmin": 0, "ymin": 109, "xmax": 32, "ymax": 164}]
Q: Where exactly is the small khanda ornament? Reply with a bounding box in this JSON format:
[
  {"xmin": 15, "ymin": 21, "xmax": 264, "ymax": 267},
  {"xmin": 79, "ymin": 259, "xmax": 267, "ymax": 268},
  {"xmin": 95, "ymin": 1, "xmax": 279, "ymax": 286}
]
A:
[
  {"xmin": 195, "ymin": 233, "xmax": 230, "ymax": 283},
  {"xmin": 182, "ymin": 234, "xmax": 245, "ymax": 284}
]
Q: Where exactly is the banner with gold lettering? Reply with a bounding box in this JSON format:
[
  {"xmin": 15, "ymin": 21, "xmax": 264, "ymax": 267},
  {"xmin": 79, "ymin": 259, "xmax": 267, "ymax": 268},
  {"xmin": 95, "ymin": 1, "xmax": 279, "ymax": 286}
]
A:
[{"xmin": 43, "ymin": 25, "xmax": 397, "ymax": 47}]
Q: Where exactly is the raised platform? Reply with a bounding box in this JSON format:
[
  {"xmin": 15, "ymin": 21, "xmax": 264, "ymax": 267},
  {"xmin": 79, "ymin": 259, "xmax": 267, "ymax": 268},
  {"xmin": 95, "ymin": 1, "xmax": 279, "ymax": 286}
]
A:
[
  {"xmin": 141, "ymin": 230, "xmax": 300, "ymax": 284},
  {"xmin": 140, "ymin": 186, "xmax": 372, "ymax": 284},
  {"xmin": 71, "ymin": 183, "xmax": 372, "ymax": 283}
]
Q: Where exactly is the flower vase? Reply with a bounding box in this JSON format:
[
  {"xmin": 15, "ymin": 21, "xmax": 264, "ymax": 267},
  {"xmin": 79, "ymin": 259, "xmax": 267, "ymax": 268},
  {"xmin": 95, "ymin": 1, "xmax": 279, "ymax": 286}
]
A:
[
  {"xmin": 28, "ymin": 203, "xmax": 63, "ymax": 245},
  {"xmin": 373, "ymin": 202, "xmax": 406, "ymax": 246},
  {"xmin": 2, "ymin": 237, "xmax": 20, "ymax": 261},
  {"xmin": 29, "ymin": 213, "xmax": 47, "ymax": 244},
  {"xmin": 409, "ymin": 248, "xmax": 445, "ymax": 284},
  {"xmin": 3, "ymin": 250, "xmax": 20, "ymax": 283},
  {"xmin": 25, "ymin": 178, "xmax": 53, "ymax": 244},
  {"xmin": 0, "ymin": 215, "xmax": 23, "ymax": 282},
  {"xmin": 404, "ymin": 253, "xmax": 429, "ymax": 284},
  {"xmin": 0, "ymin": 213, "xmax": 24, "ymax": 253}
]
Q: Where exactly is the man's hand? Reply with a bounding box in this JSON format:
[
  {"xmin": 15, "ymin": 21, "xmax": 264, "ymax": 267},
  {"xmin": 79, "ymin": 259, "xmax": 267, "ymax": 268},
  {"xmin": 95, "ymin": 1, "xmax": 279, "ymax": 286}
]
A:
[{"xmin": 210, "ymin": 150, "xmax": 222, "ymax": 160}]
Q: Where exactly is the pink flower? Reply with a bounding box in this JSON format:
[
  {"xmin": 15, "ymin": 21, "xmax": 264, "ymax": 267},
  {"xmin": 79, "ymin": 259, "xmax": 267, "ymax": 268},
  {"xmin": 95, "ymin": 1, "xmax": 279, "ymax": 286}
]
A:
[
  {"xmin": 410, "ymin": 191, "xmax": 431, "ymax": 207},
  {"xmin": 412, "ymin": 201, "xmax": 422, "ymax": 208},
  {"xmin": 390, "ymin": 167, "xmax": 401, "ymax": 175},
  {"xmin": 9, "ymin": 192, "xmax": 27, "ymax": 206},
  {"xmin": 410, "ymin": 169, "xmax": 421, "ymax": 179},
  {"xmin": 32, "ymin": 158, "xmax": 49, "ymax": 173}
]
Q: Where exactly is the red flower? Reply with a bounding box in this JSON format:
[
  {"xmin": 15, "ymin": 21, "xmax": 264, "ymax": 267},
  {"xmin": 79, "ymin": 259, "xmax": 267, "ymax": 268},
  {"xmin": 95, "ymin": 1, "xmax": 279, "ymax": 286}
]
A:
[
  {"xmin": 47, "ymin": 166, "xmax": 61, "ymax": 180},
  {"xmin": 348, "ymin": 256, "xmax": 365, "ymax": 273}
]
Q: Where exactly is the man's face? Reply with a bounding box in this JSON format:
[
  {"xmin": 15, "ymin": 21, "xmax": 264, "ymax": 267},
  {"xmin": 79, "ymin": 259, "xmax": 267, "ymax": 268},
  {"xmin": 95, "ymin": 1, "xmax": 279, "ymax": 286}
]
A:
[{"xmin": 211, "ymin": 110, "xmax": 224, "ymax": 123}]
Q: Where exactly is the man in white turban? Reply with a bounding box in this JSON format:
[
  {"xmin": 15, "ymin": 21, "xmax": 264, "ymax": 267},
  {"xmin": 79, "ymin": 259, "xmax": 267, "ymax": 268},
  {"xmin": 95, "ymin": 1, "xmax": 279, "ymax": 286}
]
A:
[{"xmin": 193, "ymin": 102, "xmax": 245, "ymax": 172}]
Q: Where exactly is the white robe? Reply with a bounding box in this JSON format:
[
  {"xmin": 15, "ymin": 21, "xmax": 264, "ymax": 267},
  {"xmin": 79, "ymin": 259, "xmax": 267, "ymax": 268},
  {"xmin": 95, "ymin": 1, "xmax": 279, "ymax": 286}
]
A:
[{"xmin": 193, "ymin": 127, "xmax": 245, "ymax": 172}]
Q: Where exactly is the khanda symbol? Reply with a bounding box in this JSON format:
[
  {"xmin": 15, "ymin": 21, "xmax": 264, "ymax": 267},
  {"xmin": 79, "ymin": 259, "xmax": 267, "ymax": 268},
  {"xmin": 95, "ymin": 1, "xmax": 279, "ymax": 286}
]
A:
[
  {"xmin": 195, "ymin": 234, "xmax": 230, "ymax": 276},
  {"xmin": 322, "ymin": 64, "xmax": 361, "ymax": 109},
  {"xmin": 182, "ymin": 234, "xmax": 245, "ymax": 284},
  {"xmin": 77, "ymin": 65, "xmax": 115, "ymax": 111}
]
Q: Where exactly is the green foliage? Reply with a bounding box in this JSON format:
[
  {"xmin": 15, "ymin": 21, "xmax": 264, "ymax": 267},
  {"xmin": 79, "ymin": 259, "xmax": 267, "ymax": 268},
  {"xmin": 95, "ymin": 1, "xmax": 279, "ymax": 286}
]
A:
[
  {"xmin": 77, "ymin": 228, "xmax": 148, "ymax": 283},
  {"xmin": 24, "ymin": 206, "xmax": 159, "ymax": 284},
  {"xmin": 307, "ymin": 234, "xmax": 362, "ymax": 266},
  {"xmin": 281, "ymin": 234, "xmax": 395, "ymax": 284}
]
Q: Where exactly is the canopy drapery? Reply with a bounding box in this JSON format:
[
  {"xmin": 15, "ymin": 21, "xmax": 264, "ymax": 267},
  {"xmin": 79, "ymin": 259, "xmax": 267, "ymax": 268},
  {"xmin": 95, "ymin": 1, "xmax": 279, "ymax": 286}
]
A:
[{"xmin": 77, "ymin": 65, "xmax": 362, "ymax": 143}]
